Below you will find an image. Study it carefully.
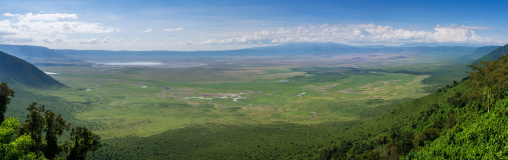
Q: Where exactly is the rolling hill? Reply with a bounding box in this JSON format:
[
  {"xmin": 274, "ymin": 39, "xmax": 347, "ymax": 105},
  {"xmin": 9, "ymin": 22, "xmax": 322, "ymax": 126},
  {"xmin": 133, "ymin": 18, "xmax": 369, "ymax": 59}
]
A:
[
  {"xmin": 474, "ymin": 44, "xmax": 508, "ymax": 63},
  {"xmin": 460, "ymin": 46, "xmax": 502, "ymax": 62},
  {"xmin": 315, "ymin": 44, "xmax": 508, "ymax": 159},
  {"xmin": 0, "ymin": 51, "xmax": 64, "ymax": 88}
]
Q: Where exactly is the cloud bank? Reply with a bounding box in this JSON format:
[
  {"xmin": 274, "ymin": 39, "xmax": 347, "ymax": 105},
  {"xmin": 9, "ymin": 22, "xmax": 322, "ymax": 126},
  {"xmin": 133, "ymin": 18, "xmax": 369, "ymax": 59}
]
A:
[
  {"xmin": 195, "ymin": 24, "xmax": 502, "ymax": 46},
  {"xmin": 0, "ymin": 12, "xmax": 118, "ymax": 44},
  {"xmin": 0, "ymin": 12, "xmax": 503, "ymax": 51}
]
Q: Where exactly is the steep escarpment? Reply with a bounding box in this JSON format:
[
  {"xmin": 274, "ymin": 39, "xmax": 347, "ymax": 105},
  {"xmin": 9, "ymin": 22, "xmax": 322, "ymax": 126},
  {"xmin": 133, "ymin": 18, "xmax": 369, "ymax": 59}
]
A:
[{"xmin": 0, "ymin": 51, "xmax": 64, "ymax": 88}]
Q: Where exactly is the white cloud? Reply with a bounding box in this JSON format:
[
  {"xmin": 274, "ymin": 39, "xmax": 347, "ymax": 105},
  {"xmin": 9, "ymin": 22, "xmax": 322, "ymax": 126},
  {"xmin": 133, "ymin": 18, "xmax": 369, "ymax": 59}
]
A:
[
  {"xmin": 195, "ymin": 24, "xmax": 502, "ymax": 46},
  {"xmin": 177, "ymin": 41, "xmax": 193, "ymax": 45},
  {"xmin": 75, "ymin": 37, "xmax": 123, "ymax": 44},
  {"xmin": 0, "ymin": 20, "xmax": 16, "ymax": 35},
  {"xmin": 0, "ymin": 12, "xmax": 118, "ymax": 45},
  {"xmin": 3, "ymin": 13, "xmax": 19, "ymax": 17},
  {"xmin": 4, "ymin": 12, "xmax": 78, "ymax": 22},
  {"xmin": 164, "ymin": 27, "xmax": 183, "ymax": 32},
  {"xmin": 141, "ymin": 29, "xmax": 152, "ymax": 33},
  {"xmin": 435, "ymin": 25, "xmax": 495, "ymax": 30}
]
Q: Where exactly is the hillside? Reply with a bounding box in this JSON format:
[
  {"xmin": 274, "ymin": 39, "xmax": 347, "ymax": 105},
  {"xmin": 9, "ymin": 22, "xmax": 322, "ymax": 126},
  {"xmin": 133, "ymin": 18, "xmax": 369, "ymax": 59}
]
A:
[
  {"xmin": 0, "ymin": 51, "xmax": 64, "ymax": 88},
  {"xmin": 403, "ymin": 54, "xmax": 508, "ymax": 159},
  {"xmin": 474, "ymin": 44, "xmax": 508, "ymax": 63},
  {"xmin": 461, "ymin": 46, "xmax": 501, "ymax": 62},
  {"xmin": 314, "ymin": 44, "xmax": 508, "ymax": 159}
]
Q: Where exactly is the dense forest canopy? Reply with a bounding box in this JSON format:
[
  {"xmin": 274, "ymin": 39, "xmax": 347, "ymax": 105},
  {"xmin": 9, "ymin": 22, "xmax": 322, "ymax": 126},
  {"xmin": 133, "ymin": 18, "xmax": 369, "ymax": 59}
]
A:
[{"xmin": 0, "ymin": 82, "xmax": 101, "ymax": 160}]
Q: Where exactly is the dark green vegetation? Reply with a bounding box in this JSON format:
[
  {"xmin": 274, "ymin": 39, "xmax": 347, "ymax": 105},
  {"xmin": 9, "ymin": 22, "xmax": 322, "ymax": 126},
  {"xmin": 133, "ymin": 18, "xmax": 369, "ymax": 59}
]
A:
[
  {"xmin": 67, "ymin": 127, "xmax": 102, "ymax": 160},
  {"xmin": 0, "ymin": 51, "xmax": 64, "ymax": 88},
  {"xmin": 466, "ymin": 54, "xmax": 508, "ymax": 112},
  {"xmin": 0, "ymin": 83, "xmax": 102, "ymax": 160},
  {"xmin": 0, "ymin": 50, "xmax": 92, "ymax": 137},
  {"xmin": 0, "ymin": 51, "xmax": 82, "ymax": 139},
  {"xmin": 0, "ymin": 82, "xmax": 15, "ymax": 124},
  {"xmin": 96, "ymin": 122, "xmax": 357, "ymax": 159},
  {"xmin": 0, "ymin": 118, "xmax": 37, "ymax": 159},
  {"xmin": 0, "ymin": 43, "xmax": 505, "ymax": 159},
  {"xmin": 314, "ymin": 45, "xmax": 508, "ymax": 159},
  {"xmin": 18, "ymin": 102, "xmax": 71, "ymax": 159}
]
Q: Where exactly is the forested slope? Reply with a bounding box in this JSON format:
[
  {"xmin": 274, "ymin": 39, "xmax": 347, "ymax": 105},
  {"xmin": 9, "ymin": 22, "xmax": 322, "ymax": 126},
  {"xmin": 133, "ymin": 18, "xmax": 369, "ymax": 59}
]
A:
[
  {"xmin": 0, "ymin": 51, "xmax": 64, "ymax": 88},
  {"xmin": 317, "ymin": 45, "xmax": 508, "ymax": 159}
]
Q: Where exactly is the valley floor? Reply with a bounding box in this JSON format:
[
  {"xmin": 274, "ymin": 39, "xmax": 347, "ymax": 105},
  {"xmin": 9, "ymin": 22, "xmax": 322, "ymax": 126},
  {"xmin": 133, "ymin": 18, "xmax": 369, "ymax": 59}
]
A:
[
  {"xmin": 39, "ymin": 63, "xmax": 430, "ymax": 139},
  {"xmin": 5, "ymin": 54, "xmax": 469, "ymax": 159}
]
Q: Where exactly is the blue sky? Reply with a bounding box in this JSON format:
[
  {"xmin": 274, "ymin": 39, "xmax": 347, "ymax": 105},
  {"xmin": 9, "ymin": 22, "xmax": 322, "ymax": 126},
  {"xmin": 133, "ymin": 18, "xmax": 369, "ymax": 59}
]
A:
[{"xmin": 0, "ymin": 0, "xmax": 507, "ymax": 51}]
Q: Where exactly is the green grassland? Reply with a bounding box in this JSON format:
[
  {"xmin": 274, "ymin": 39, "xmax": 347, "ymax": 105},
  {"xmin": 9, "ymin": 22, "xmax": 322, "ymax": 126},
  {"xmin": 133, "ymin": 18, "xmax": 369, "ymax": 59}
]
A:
[
  {"xmin": 36, "ymin": 64, "xmax": 430, "ymax": 140},
  {"xmin": 1, "ymin": 44, "xmax": 501, "ymax": 159},
  {"xmin": 17, "ymin": 54, "xmax": 474, "ymax": 159}
]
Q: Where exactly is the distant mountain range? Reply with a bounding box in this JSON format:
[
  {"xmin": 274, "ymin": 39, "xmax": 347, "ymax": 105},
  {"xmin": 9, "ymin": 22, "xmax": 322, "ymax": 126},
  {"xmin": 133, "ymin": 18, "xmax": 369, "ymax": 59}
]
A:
[
  {"xmin": 0, "ymin": 51, "xmax": 64, "ymax": 88},
  {"xmin": 0, "ymin": 42, "xmax": 502, "ymax": 89},
  {"xmin": 0, "ymin": 44, "xmax": 68, "ymax": 61},
  {"xmin": 0, "ymin": 43, "xmax": 500, "ymax": 64},
  {"xmin": 56, "ymin": 42, "xmax": 499, "ymax": 61}
]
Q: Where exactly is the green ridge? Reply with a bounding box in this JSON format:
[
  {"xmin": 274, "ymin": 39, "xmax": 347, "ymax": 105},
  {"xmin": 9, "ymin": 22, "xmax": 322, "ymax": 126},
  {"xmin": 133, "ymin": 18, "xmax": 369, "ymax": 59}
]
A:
[
  {"xmin": 475, "ymin": 44, "xmax": 508, "ymax": 63},
  {"xmin": 0, "ymin": 51, "xmax": 64, "ymax": 88}
]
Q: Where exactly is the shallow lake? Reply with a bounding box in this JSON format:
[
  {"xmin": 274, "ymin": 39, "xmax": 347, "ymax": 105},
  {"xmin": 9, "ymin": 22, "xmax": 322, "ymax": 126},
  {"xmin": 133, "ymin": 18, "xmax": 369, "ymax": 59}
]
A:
[
  {"xmin": 87, "ymin": 60, "xmax": 206, "ymax": 68},
  {"xmin": 89, "ymin": 61, "xmax": 163, "ymax": 66}
]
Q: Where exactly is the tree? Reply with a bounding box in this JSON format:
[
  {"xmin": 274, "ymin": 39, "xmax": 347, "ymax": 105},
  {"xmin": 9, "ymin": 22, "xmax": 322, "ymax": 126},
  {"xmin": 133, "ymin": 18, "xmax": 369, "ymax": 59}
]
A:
[
  {"xmin": 0, "ymin": 118, "xmax": 39, "ymax": 160},
  {"xmin": 0, "ymin": 82, "xmax": 15, "ymax": 124},
  {"xmin": 17, "ymin": 102, "xmax": 46, "ymax": 157},
  {"xmin": 44, "ymin": 109, "xmax": 71, "ymax": 159},
  {"xmin": 0, "ymin": 82, "xmax": 100, "ymax": 159},
  {"xmin": 18, "ymin": 102, "xmax": 72, "ymax": 159},
  {"xmin": 0, "ymin": 82, "xmax": 38, "ymax": 160},
  {"xmin": 18, "ymin": 104, "xmax": 101, "ymax": 160},
  {"xmin": 66, "ymin": 127, "xmax": 102, "ymax": 160},
  {"xmin": 466, "ymin": 54, "xmax": 508, "ymax": 112}
]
